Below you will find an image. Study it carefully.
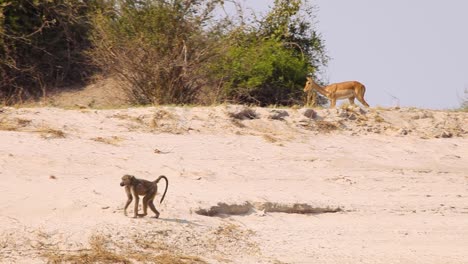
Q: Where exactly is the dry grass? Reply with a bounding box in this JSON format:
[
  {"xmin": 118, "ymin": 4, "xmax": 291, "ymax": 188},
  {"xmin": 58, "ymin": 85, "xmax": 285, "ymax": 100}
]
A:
[
  {"xmin": 113, "ymin": 110, "xmax": 187, "ymax": 134},
  {"xmin": 0, "ymin": 232, "xmax": 12, "ymax": 250},
  {"xmin": 42, "ymin": 234, "xmax": 208, "ymax": 264},
  {"xmin": 208, "ymin": 222, "xmax": 259, "ymax": 256},
  {"xmin": 315, "ymin": 120, "xmax": 339, "ymax": 133},
  {"xmin": 230, "ymin": 118, "xmax": 246, "ymax": 128},
  {"xmin": 151, "ymin": 109, "xmax": 187, "ymax": 134},
  {"xmin": 0, "ymin": 117, "xmax": 66, "ymax": 139},
  {"xmin": 0, "ymin": 117, "xmax": 31, "ymax": 131},
  {"xmin": 111, "ymin": 113, "xmax": 145, "ymax": 124},
  {"xmin": 262, "ymin": 134, "xmax": 279, "ymax": 143},
  {"xmin": 133, "ymin": 237, "xmax": 170, "ymax": 251},
  {"xmin": 213, "ymin": 223, "xmax": 243, "ymax": 237},
  {"xmin": 153, "ymin": 253, "xmax": 208, "ymax": 264},
  {"xmin": 374, "ymin": 114, "xmax": 385, "ymax": 123},
  {"xmin": 43, "ymin": 235, "xmax": 131, "ymax": 264},
  {"xmin": 91, "ymin": 136, "xmax": 124, "ymax": 146},
  {"xmin": 0, "ymin": 118, "xmax": 18, "ymax": 131},
  {"xmin": 299, "ymin": 119, "xmax": 340, "ymax": 133},
  {"xmin": 212, "ymin": 222, "xmax": 256, "ymax": 246},
  {"xmin": 37, "ymin": 127, "xmax": 66, "ymax": 139},
  {"xmin": 152, "ymin": 109, "xmax": 176, "ymax": 124}
]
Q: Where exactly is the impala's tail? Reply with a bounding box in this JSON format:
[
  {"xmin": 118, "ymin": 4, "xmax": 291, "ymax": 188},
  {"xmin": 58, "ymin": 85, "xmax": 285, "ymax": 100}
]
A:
[{"xmin": 154, "ymin": 175, "xmax": 168, "ymax": 203}]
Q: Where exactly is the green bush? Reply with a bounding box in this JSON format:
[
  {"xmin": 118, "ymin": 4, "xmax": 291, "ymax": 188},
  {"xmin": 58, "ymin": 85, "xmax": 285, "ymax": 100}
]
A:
[{"xmin": 217, "ymin": 38, "xmax": 308, "ymax": 105}]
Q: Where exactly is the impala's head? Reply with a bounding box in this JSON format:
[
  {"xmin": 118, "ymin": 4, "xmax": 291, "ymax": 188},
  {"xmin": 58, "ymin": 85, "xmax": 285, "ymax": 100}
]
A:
[
  {"xmin": 303, "ymin": 76, "xmax": 314, "ymax": 92},
  {"xmin": 120, "ymin": 174, "xmax": 135, "ymax": 187}
]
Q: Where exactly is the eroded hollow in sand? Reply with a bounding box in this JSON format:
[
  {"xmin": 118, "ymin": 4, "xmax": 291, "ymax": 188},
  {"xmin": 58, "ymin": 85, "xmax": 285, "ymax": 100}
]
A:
[{"xmin": 195, "ymin": 202, "xmax": 342, "ymax": 217}]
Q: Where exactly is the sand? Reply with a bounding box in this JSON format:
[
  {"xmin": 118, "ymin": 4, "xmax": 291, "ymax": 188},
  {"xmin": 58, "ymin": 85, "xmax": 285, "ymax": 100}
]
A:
[{"xmin": 0, "ymin": 105, "xmax": 467, "ymax": 263}]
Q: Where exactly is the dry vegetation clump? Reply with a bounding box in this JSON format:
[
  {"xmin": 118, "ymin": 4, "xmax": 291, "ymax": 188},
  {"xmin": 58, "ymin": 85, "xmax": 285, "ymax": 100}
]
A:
[
  {"xmin": 151, "ymin": 109, "xmax": 187, "ymax": 134},
  {"xmin": 230, "ymin": 118, "xmax": 246, "ymax": 128},
  {"xmin": 37, "ymin": 127, "xmax": 66, "ymax": 139},
  {"xmin": 213, "ymin": 223, "xmax": 253, "ymax": 238},
  {"xmin": 300, "ymin": 120, "xmax": 339, "ymax": 133},
  {"xmin": 111, "ymin": 113, "xmax": 145, "ymax": 124},
  {"xmin": 262, "ymin": 134, "xmax": 279, "ymax": 143},
  {"xmin": 152, "ymin": 253, "xmax": 208, "ymax": 264},
  {"xmin": 44, "ymin": 235, "xmax": 131, "ymax": 264},
  {"xmin": 133, "ymin": 237, "xmax": 170, "ymax": 251},
  {"xmin": 315, "ymin": 120, "xmax": 339, "ymax": 133},
  {"xmin": 0, "ymin": 117, "xmax": 67, "ymax": 139},
  {"xmin": 43, "ymin": 234, "xmax": 207, "ymax": 264},
  {"xmin": 0, "ymin": 117, "xmax": 32, "ymax": 131},
  {"xmin": 374, "ymin": 114, "xmax": 385, "ymax": 123},
  {"xmin": 227, "ymin": 107, "xmax": 258, "ymax": 120},
  {"xmin": 208, "ymin": 223, "xmax": 259, "ymax": 256},
  {"xmin": 91, "ymin": 136, "xmax": 124, "ymax": 146},
  {"xmin": 153, "ymin": 109, "xmax": 176, "ymax": 123},
  {"xmin": 0, "ymin": 118, "xmax": 19, "ymax": 131}
]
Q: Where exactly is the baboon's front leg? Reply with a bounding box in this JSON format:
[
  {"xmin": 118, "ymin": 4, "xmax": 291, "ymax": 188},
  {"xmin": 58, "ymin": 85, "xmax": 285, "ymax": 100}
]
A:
[
  {"xmin": 132, "ymin": 190, "xmax": 140, "ymax": 218},
  {"xmin": 133, "ymin": 198, "xmax": 139, "ymax": 218},
  {"xmin": 123, "ymin": 187, "xmax": 133, "ymax": 216}
]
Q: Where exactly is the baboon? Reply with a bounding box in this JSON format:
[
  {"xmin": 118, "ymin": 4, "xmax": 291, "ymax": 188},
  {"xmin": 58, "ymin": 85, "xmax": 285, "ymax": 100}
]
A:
[{"xmin": 120, "ymin": 174, "xmax": 168, "ymax": 218}]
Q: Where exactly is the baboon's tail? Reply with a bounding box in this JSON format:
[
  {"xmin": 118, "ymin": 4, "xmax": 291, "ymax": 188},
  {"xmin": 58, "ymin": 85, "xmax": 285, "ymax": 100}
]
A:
[{"xmin": 155, "ymin": 175, "xmax": 168, "ymax": 203}]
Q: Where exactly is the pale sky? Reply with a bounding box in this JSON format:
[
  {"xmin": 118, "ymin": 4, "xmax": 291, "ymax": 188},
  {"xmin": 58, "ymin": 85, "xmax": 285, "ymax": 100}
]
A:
[{"xmin": 242, "ymin": 0, "xmax": 468, "ymax": 109}]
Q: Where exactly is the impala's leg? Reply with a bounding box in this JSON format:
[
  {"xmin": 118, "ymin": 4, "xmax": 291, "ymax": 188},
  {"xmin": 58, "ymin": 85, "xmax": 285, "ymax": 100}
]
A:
[
  {"xmin": 357, "ymin": 87, "xmax": 370, "ymax": 107},
  {"xmin": 348, "ymin": 97, "xmax": 356, "ymax": 106},
  {"xmin": 357, "ymin": 96, "xmax": 370, "ymax": 107},
  {"xmin": 330, "ymin": 98, "xmax": 337, "ymax": 108}
]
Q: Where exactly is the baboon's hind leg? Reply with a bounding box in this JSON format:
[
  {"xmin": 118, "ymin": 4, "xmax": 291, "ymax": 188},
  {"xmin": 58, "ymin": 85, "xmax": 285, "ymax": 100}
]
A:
[
  {"xmin": 148, "ymin": 200, "xmax": 160, "ymax": 218},
  {"xmin": 138, "ymin": 196, "xmax": 150, "ymax": 217}
]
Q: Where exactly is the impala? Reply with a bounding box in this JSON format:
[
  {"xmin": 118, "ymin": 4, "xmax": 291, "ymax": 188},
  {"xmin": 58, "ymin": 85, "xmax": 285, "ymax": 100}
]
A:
[{"xmin": 303, "ymin": 76, "xmax": 370, "ymax": 108}]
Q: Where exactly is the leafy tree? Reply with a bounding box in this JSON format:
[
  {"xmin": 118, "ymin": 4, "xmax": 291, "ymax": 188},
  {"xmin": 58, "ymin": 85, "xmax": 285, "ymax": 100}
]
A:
[
  {"xmin": 215, "ymin": 0, "xmax": 328, "ymax": 106},
  {"xmin": 1, "ymin": 0, "xmax": 328, "ymax": 106}
]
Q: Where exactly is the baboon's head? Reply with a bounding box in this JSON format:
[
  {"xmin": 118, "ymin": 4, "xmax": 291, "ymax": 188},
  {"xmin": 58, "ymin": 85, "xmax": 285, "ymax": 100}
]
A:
[{"xmin": 120, "ymin": 174, "xmax": 135, "ymax": 187}]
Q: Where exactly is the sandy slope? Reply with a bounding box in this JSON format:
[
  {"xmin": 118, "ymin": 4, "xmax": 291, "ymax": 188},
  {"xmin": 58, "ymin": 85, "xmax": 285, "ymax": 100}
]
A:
[{"xmin": 0, "ymin": 105, "xmax": 467, "ymax": 263}]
